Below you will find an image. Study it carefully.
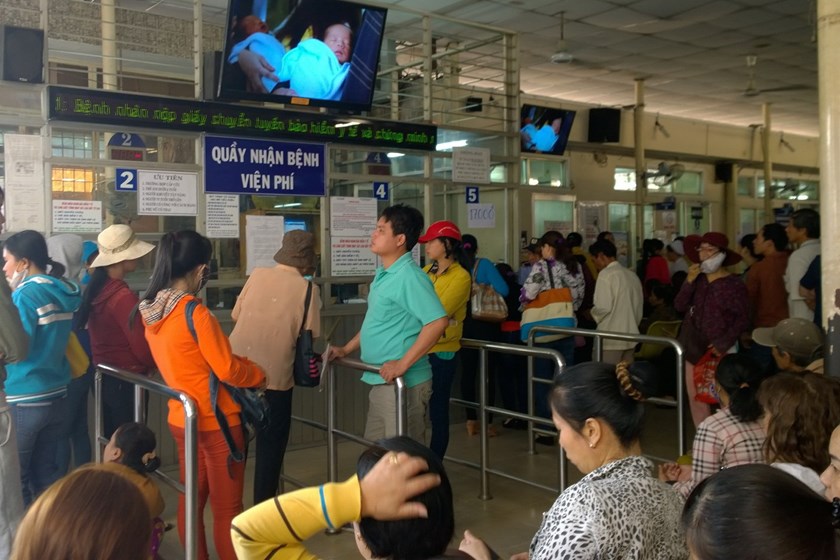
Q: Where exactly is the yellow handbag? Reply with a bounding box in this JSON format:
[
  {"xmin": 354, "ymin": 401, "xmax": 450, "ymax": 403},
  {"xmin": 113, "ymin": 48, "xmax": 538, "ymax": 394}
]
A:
[{"xmin": 66, "ymin": 331, "xmax": 90, "ymax": 379}]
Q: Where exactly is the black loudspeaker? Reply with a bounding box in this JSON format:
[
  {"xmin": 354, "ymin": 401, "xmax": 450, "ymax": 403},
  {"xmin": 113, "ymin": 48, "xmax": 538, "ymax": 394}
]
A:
[
  {"xmin": 202, "ymin": 51, "xmax": 222, "ymax": 101},
  {"xmin": 465, "ymin": 96, "xmax": 483, "ymax": 112},
  {"xmin": 714, "ymin": 161, "xmax": 734, "ymax": 183},
  {"xmin": 588, "ymin": 108, "xmax": 621, "ymax": 143},
  {"xmin": 0, "ymin": 26, "xmax": 44, "ymax": 84}
]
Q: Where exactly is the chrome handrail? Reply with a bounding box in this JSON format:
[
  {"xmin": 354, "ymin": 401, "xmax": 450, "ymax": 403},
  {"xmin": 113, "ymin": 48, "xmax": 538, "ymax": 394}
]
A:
[{"xmin": 95, "ymin": 365, "xmax": 199, "ymax": 560}]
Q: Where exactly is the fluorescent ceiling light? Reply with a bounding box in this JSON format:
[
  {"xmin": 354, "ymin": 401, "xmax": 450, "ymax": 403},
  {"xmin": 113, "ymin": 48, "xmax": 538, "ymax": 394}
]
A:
[
  {"xmin": 435, "ymin": 140, "xmax": 468, "ymax": 151},
  {"xmin": 335, "ymin": 121, "xmax": 360, "ymax": 128},
  {"xmin": 387, "ymin": 152, "xmax": 404, "ymax": 158},
  {"xmin": 274, "ymin": 202, "xmax": 302, "ymax": 208}
]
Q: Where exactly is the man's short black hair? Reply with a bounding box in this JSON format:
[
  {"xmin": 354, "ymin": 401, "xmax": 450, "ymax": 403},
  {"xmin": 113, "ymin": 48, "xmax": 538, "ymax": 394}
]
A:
[
  {"xmin": 380, "ymin": 204, "xmax": 424, "ymax": 251},
  {"xmin": 589, "ymin": 239, "xmax": 617, "ymax": 259},
  {"xmin": 566, "ymin": 232, "xmax": 583, "ymax": 248},
  {"xmin": 790, "ymin": 209, "xmax": 820, "ymax": 239},
  {"xmin": 761, "ymin": 223, "xmax": 789, "ymax": 251}
]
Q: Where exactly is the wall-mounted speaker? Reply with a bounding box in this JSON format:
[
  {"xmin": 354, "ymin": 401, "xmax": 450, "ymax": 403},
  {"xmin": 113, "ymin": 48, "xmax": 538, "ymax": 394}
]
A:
[
  {"xmin": 202, "ymin": 51, "xmax": 222, "ymax": 101},
  {"xmin": 465, "ymin": 96, "xmax": 483, "ymax": 113},
  {"xmin": 0, "ymin": 26, "xmax": 44, "ymax": 84},
  {"xmin": 587, "ymin": 108, "xmax": 621, "ymax": 143},
  {"xmin": 714, "ymin": 161, "xmax": 734, "ymax": 183}
]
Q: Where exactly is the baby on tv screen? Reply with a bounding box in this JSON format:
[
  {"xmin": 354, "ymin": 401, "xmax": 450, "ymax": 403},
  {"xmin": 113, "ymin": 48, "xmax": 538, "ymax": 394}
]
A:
[
  {"xmin": 520, "ymin": 104, "xmax": 576, "ymax": 156},
  {"xmin": 219, "ymin": 0, "xmax": 388, "ymax": 113}
]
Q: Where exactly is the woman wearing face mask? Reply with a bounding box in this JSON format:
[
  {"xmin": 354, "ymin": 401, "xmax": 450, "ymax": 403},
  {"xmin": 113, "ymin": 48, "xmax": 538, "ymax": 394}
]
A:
[
  {"xmin": 138, "ymin": 230, "xmax": 265, "ymax": 560},
  {"xmin": 675, "ymin": 232, "xmax": 749, "ymax": 427},
  {"xmin": 2, "ymin": 230, "xmax": 81, "ymax": 506}
]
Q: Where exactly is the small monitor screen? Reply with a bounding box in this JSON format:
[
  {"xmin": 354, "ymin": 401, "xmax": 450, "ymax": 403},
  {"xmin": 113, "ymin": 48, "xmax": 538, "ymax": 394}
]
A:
[
  {"xmin": 218, "ymin": 0, "xmax": 388, "ymax": 113},
  {"xmin": 284, "ymin": 218, "xmax": 307, "ymax": 233},
  {"xmin": 520, "ymin": 104, "xmax": 576, "ymax": 156}
]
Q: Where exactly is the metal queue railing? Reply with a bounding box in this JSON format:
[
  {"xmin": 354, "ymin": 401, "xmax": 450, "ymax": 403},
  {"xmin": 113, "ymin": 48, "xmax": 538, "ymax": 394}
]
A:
[
  {"xmin": 281, "ymin": 357, "xmax": 408, "ymax": 495},
  {"xmin": 94, "ymin": 365, "xmax": 199, "ymax": 560},
  {"xmin": 455, "ymin": 339, "xmax": 567, "ymax": 498},
  {"xmin": 526, "ymin": 326, "xmax": 687, "ymax": 460}
]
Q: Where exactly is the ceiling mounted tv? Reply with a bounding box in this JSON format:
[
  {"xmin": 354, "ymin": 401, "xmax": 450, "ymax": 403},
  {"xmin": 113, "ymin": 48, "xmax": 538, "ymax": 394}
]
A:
[
  {"xmin": 520, "ymin": 104, "xmax": 576, "ymax": 156},
  {"xmin": 218, "ymin": 0, "xmax": 388, "ymax": 113}
]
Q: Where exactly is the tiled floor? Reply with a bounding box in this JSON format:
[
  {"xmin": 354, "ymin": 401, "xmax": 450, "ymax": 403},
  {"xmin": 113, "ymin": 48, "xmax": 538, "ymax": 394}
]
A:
[{"xmin": 157, "ymin": 404, "xmax": 691, "ymax": 559}]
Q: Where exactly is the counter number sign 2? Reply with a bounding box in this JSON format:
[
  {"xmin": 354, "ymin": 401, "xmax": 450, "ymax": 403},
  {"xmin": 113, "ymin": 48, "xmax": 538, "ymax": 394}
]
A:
[
  {"xmin": 465, "ymin": 186, "xmax": 479, "ymax": 204},
  {"xmin": 116, "ymin": 168, "xmax": 138, "ymax": 192},
  {"xmin": 373, "ymin": 182, "xmax": 389, "ymax": 200}
]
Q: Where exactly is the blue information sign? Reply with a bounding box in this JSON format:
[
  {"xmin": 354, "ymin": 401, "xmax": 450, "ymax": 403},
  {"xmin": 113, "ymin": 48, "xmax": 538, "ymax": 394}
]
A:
[
  {"xmin": 204, "ymin": 136, "xmax": 326, "ymax": 196},
  {"xmin": 465, "ymin": 186, "xmax": 479, "ymax": 204},
  {"xmin": 108, "ymin": 133, "xmax": 146, "ymax": 148},
  {"xmin": 115, "ymin": 168, "xmax": 137, "ymax": 191},
  {"xmin": 373, "ymin": 182, "xmax": 390, "ymax": 200}
]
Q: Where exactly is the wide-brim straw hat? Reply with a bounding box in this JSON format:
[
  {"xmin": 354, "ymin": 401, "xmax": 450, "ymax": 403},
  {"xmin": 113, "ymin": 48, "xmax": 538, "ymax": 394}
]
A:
[{"xmin": 89, "ymin": 225, "xmax": 154, "ymax": 268}]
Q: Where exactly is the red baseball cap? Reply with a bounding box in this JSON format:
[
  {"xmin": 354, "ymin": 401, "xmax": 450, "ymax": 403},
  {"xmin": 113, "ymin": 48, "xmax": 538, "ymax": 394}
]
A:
[{"xmin": 418, "ymin": 220, "xmax": 462, "ymax": 243}]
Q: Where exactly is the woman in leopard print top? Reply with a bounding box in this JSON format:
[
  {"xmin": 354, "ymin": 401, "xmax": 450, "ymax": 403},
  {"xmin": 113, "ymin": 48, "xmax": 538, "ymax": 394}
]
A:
[{"xmin": 461, "ymin": 362, "xmax": 687, "ymax": 560}]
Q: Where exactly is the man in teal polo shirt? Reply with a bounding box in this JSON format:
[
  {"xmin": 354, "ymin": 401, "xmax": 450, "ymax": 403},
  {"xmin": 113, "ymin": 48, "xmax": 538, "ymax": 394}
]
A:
[{"xmin": 330, "ymin": 204, "xmax": 447, "ymax": 441}]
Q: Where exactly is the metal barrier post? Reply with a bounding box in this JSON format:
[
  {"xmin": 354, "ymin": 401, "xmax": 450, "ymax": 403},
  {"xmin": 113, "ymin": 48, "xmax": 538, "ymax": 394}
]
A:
[
  {"xmin": 96, "ymin": 365, "xmax": 199, "ymax": 560},
  {"xmin": 181, "ymin": 393, "xmax": 199, "ymax": 560},
  {"xmin": 134, "ymin": 384, "xmax": 145, "ymax": 423},
  {"xmin": 327, "ymin": 361, "xmax": 338, "ymax": 484},
  {"xmin": 394, "ymin": 377, "xmax": 408, "ymax": 436},
  {"xmin": 478, "ymin": 346, "xmax": 491, "ymax": 500},
  {"xmin": 526, "ymin": 352, "xmax": 536, "ymax": 455}
]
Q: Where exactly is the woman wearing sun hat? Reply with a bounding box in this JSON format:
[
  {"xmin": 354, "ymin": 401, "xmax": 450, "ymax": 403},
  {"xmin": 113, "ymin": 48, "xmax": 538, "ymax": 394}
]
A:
[
  {"xmin": 674, "ymin": 232, "xmax": 749, "ymax": 427},
  {"xmin": 76, "ymin": 224, "xmax": 157, "ymax": 437},
  {"xmin": 418, "ymin": 220, "xmax": 471, "ymax": 459}
]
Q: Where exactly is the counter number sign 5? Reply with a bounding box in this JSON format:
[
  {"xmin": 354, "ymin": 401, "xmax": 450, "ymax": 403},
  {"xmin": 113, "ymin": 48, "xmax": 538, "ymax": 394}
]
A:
[{"xmin": 465, "ymin": 186, "xmax": 479, "ymax": 204}]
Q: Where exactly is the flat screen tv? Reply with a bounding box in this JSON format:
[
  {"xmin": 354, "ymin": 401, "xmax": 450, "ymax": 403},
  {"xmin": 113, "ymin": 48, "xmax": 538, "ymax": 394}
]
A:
[
  {"xmin": 218, "ymin": 0, "xmax": 388, "ymax": 113},
  {"xmin": 520, "ymin": 104, "xmax": 576, "ymax": 156}
]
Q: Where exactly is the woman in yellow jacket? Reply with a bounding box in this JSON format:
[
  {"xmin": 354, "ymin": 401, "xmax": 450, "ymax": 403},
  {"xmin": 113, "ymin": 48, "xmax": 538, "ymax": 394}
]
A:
[{"xmin": 419, "ymin": 221, "xmax": 471, "ymax": 459}]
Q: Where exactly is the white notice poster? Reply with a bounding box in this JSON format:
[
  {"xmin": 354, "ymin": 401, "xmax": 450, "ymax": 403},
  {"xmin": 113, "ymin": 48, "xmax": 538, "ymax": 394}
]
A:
[
  {"xmin": 4, "ymin": 134, "xmax": 45, "ymax": 232},
  {"xmin": 330, "ymin": 196, "xmax": 378, "ymax": 237},
  {"xmin": 52, "ymin": 200, "xmax": 102, "ymax": 233},
  {"xmin": 452, "ymin": 147, "xmax": 490, "ymax": 184},
  {"xmin": 206, "ymin": 194, "xmax": 240, "ymax": 238},
  {"xmin": 138, "ymin": 171, "xmax": 198, "ymax": 216},
  {"xmin": 331, "ymin": 236, "xmax": 376, "ymax": 276},
  {"xmin": 467, "ymin": 203, "xmax": 496, "ymax": 229},
  {"xmin": 245, "ymin": 214, "xmax": 284, "ymax": 274}
]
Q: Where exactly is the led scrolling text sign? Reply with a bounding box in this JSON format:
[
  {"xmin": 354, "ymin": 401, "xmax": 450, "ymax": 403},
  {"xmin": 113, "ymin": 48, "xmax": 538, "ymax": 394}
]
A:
[{"xmin": 48, "ymin": 86, "xmax": 438, "ymax": 151}]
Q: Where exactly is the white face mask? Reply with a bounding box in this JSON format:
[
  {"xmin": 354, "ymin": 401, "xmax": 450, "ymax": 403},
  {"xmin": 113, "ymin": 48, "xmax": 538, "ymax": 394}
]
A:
[
  {"xmin": 7, "ymin": 268, "xmax": 27, "ymax": 291},
  {"xmin": 700, "ymin": 251, "xmax": 727, "ymax": 274}
]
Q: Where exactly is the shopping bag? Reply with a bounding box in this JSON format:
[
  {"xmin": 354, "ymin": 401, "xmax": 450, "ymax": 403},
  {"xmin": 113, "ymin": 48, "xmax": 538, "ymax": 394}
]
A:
[
  {"xmin": 693, "ymin": 346, "xmax": 720, "ymax": 404},
  {"xmin": 66, "ymin": 331, "xmax": 90, "ymax": 379}
]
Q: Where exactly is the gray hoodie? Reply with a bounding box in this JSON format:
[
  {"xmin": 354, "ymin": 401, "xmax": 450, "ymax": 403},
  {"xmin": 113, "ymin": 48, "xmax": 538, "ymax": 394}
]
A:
[{"xmin": 47, "ymin": 233, "xmax": 85, "ymax": 284}]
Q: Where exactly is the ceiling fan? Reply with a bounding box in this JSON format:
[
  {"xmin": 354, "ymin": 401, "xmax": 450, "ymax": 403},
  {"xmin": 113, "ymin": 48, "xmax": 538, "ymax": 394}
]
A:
[
  {"xmin": 550, "ymin": 12, "xmax": 574, "ymax": 64},
  {"xmin": 743, "ymin": 55, "xmax": 811, "ymax": 97},
  {"xmin": 649, "ymin": 162, "xmax": 685, "ymax": 187}
]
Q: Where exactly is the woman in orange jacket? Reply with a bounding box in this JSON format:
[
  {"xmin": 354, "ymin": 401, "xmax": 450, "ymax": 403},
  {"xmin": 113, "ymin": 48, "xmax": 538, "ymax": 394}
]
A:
[{"xmin": 138, "ymin": 230, "xmax": 265, "ymax": 560}]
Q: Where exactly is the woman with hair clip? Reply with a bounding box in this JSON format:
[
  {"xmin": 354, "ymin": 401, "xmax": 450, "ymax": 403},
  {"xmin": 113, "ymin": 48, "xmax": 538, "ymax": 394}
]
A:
[
  {"xmin": 683, "ymin": 464, "xmax": 840, "ymax": 560},
  {"xmin": 77, "ymin": 224, "xmax": 157, "ymax": 438},
  {"xmin": 419, "ymin": 221, "xmax": 471, "ymax": 459},
  {"xmin": 757, "ymin": 371, "xmax": 840, "ymax": 494},
  {"xmin": 462, "ymin": 362, "xmax": 688, "ymax": 560},
  {"xmin": 138, "ymin": 230, "xmax": 265, "ymax": 560},
  {"xmin": 659, "ymin": 354, "xmax": 767, "ymax": 497},
  {"xmin": 520, "ymin": 231, "xmax": 584, "ymax": 430},
  {"xmin": 2, "ymin": 230, "xmax": 81, "ymax": 505}
]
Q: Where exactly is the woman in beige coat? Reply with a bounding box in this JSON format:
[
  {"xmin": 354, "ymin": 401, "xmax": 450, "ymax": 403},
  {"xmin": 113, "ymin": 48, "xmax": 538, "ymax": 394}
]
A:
[{"xmin": 229, "ymin": 230, "xmax": 321, "ymax": 503}]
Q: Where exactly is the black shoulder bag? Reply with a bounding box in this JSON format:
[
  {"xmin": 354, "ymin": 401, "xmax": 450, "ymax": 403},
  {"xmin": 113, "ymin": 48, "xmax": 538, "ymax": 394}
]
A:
[
  {"xmin": 293, "ymin": 281, "xmax": 322, "ymax": 387},
  {"xmin": 184, "ymin": 300, "xmax": 269, "ymax": 465}
]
